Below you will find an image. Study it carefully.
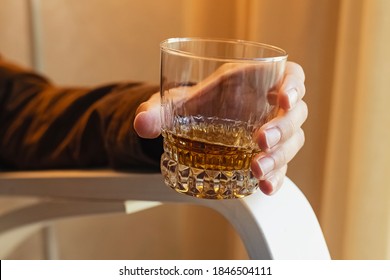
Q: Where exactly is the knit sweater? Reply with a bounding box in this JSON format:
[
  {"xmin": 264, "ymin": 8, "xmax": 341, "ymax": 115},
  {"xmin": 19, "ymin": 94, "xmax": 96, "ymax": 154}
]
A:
[{"xmin": 0, "ymin": 57, "xmax": 162, "ymax": 171}]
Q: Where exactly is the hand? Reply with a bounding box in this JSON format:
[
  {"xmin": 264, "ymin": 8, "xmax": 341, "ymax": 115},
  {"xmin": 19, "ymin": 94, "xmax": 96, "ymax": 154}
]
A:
[
  {"xmin": 250, "ymin": 62, "xmax": 307, "ymax": 195},
  {"xmin": 134, "ymin": 61, "xmax": 307, "ymax": 195}
]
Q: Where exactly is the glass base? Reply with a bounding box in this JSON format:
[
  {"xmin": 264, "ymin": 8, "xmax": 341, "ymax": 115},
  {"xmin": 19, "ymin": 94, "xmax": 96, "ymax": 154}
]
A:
[{"xmin": 160, "ymin": 152, "xmax": 259, "ymax": 199}]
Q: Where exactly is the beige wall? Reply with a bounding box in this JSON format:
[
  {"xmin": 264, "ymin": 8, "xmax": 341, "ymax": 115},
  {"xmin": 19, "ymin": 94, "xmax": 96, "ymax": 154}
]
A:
[
  {"xmin": 1, "ymin": 0, "xmax": 336, "ymax": 260},
  {"xmin": 34, "ymin": 0, "xmax": 186, "ymax": 85},
  {"xmin": 0, "ymin": 0, "xmax": 45, "ymax": 259},
  {"xmin": 1, "ymin": 0, "xmax": 345, "ymax": 260},
  {"xmin": 0, "ymin": 0, "xmax": 32, "ymax": 66}
]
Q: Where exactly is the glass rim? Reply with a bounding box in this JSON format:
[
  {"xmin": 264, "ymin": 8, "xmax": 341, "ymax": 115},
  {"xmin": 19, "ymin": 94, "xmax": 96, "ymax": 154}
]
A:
[{"xmin": 160, "ymin": 37, "xmax": 288, "ymax": 62}]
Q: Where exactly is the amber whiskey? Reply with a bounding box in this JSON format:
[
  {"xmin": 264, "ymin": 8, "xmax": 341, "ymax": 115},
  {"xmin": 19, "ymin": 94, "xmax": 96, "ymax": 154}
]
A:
[{"xmin": 161, "ymin": 118, "xmax": 260, "ymax": 199}]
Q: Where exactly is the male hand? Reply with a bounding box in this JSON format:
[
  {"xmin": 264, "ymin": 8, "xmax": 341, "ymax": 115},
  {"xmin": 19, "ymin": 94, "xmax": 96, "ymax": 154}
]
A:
[{"xmin": 134, "ymin": 61, "xmax": 307, "ymax": 195}]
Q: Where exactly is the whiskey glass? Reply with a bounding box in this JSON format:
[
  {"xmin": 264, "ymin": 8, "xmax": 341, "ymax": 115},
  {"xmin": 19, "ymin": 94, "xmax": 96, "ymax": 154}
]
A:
[{"xmin": 160, "ymin": 38, "xmax": 287, "ymax": 199}]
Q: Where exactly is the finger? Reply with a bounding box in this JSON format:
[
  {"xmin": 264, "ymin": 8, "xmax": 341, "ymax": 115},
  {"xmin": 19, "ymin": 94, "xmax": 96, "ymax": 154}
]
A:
[
  {"xmin": 277, "ymin": 62, "xmax": 306, "ymax": 110},
  {"xmin": 258, "ymin": 165, "xmax": 288, "ymax": 195},
  {"xmin": 251, "ymin": 127, "xmax": 305, "ymax": 178},
  {"xmin": 255, "ymin": 100, "xmax": 308, "ymax": 150},
  {"xmin": 186, "ymin": 63, "xmax": 263, "ymax": 104},
  {"xmin": 133, "ymin": 93, "xmax": 161, "ymax": 138},
  {"xmin": 286, "ymin": 61, "xmax": 305, "ymax": 81}
]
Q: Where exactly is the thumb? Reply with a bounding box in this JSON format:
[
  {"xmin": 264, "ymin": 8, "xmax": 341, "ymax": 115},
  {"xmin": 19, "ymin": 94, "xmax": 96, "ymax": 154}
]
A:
[{"xmin": 133, "ymin": 93, "xmax": 161, "ymax": 139}]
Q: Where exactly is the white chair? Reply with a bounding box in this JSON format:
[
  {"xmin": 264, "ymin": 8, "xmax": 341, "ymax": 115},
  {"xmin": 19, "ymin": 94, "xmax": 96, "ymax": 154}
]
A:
[{"xmin": 0, "ymin": 170, "xmax": 330, "ymax": 259}]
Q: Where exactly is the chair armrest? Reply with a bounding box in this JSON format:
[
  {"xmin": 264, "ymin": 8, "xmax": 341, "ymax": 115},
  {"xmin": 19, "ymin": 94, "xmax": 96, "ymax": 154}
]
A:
[{"xmin": 0, "ymin": 170, "xmax": 330, "ymax": 259}]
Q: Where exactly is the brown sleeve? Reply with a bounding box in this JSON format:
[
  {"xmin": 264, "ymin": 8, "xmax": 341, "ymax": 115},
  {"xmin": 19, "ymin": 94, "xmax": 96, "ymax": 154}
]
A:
[{"xmin": 0, "ymin": 58, "xmax": 162, "ymax": 171}]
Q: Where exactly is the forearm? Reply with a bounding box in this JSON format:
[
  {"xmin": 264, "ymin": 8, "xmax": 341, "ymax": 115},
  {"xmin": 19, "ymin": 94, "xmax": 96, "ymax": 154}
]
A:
[{"xmin": 0, "ymin": 58, "xmax": 162, "ymax": 170}]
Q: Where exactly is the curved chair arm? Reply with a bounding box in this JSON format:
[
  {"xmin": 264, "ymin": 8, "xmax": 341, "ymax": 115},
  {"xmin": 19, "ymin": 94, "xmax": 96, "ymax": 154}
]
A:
[{"xmin": 0, "ymin": 170, "xmax": 330, "ymax": 259}]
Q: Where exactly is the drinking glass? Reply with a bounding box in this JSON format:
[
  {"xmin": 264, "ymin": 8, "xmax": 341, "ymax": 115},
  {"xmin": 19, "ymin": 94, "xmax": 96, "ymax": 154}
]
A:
[{"xmin": 160, "ymin": 38, "xmax": 287, "ymax": 199}]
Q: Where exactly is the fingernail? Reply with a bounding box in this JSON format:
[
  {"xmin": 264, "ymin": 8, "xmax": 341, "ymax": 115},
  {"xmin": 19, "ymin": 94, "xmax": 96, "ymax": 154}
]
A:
[
  {"xmin": 259, "ymin": 176, "xmax": 278, "ymax": 195},
  {"xmin": 287, "ymin": 88, "xmax": 298, "ymax": 108},
  {"xmin": 259, "ymin": 180, "xmax": 274, "ymax": 195},
  {"xmin": 264, "ymin": 127, "xmax": 281, "ymax": 148},
  {"xmin": 257, "ymin": 156, "xmax": 275, "ymax": 177}
]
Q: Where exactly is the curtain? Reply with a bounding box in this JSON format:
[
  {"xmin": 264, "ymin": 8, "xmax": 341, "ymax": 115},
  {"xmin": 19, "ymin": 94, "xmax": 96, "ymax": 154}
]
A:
[
  {"xmin": 184, "ymin": 0, "xmax": 390, "ymax": 259},
  {"xmin": 322, "ymin": 0, "xmax": 390, "ymax": 259}
]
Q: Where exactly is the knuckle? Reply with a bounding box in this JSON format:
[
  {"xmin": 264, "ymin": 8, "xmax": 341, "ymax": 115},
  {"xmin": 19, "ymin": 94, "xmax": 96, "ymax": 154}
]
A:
[
  {"xmin": 300, "ymin": 100, "xmax": 309, "ymax": 120},
  {"xmin": 293, "ymin": 62, "xmax": 306, "ymax": 81},
  {"xmin": 263, "ymin": 165, "xmax": 288, "ymax": 195},
  {"xmin": 283, "ymin": 117, "xmax": 297, "ymax": 139},
  {"xmin": 297, "ymin": 128, "xmax": 305, "ymax": 149},
  {"xmin": 270, "ymin": 148, "xmax": 287, "ymax": 169}
]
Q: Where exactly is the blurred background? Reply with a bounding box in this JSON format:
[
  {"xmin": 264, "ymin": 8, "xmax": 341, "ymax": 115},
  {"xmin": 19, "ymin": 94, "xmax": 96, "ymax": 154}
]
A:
[{"xmin": 0, "ymin": 0, "xmax": 389, "ymax": 260}]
